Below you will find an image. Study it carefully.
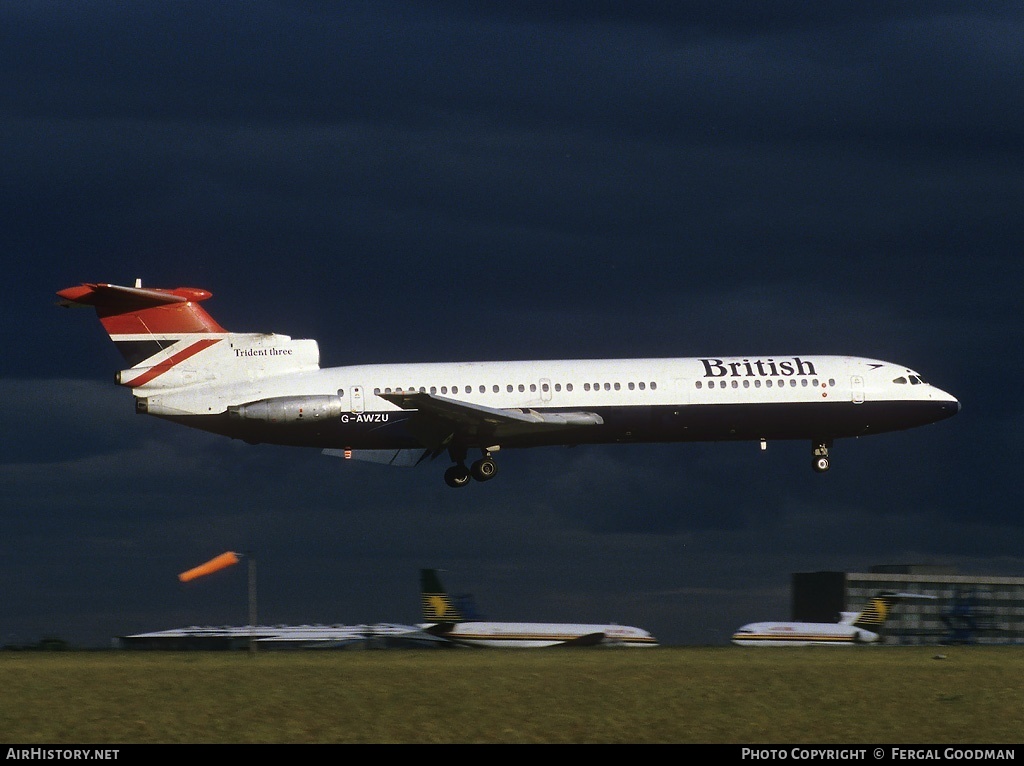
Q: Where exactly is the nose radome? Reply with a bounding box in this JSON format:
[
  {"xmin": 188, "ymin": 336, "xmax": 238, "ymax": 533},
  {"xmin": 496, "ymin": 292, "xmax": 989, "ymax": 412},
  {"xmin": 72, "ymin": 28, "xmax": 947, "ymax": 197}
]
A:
[{"xmin": 935, "ymin": 388, "xmax": 960, "ymax": 415}]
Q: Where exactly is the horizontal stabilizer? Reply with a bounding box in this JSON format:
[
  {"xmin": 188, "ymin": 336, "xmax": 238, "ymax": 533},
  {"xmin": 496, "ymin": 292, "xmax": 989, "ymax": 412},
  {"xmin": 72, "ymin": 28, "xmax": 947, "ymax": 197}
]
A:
[{"xmin": 57, "ymin": 282, "xmax": 211, "ymax": 309}]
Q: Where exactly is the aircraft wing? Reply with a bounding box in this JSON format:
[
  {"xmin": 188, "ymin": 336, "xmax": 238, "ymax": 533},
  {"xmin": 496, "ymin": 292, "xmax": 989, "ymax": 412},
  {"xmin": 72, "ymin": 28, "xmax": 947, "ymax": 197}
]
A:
[{"xmin": 378, "ymin": 391, "xmax": 603, "ymax": 449}]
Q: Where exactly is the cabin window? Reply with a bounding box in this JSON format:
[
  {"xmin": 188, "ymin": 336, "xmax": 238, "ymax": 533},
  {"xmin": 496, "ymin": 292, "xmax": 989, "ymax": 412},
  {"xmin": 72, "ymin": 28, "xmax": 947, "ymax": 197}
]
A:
[
  {"xmin": 639, "ymin": 382, "xmax": 646, "ymax": 390},
  {"xmin": 628, "ymin": 382, "xmax": 635, "ymax": 390},
  {"xmin": 604, "ymin": 382, "xmax": 611, "ymax": 391},
  {"xmin": 754, "ymin": 380, "xmax": 761, "ymax": 388},
  {"xmin": 584, "ymin": 383, "xmax": 591, "ymax": 391},
  {"xmin": 530, "ymin": 383, "xmax": 537, "ymax": 393},
  {"xmin": 492, "ymin": 384, "xmax": 499, "ymax": 393},
  {"xmin": 731, "ymin": 380, "xmax": 738, "ymax": 389},
  {"xmin": 542, "ymin": 383, "xmax": 549, "ymax": 392},
  {"xmin": 614, "ymin": 382, "xmax": 621, "ymax": 391},
  {"xmin": 743, "ymin": 380, "xmax": 750, "ymax": 388},
  {"xmin": 430, "ymin": 386, "xmax": 437, "ymax": 394},
  {"xmin": 566, "ymin": 383, "xmax": 573, "ymax": 392},
  {"xmin": 518, "ymin": 384, "xmax": 525, "ymax": 392},
  {"xmin": 554, "ymin": 383, "xmax": 562, "ymax": 392},
  {"xmin": 650, "ymin": 382, "xmax": 657, "ymax": 390},
  {"xmin": 479, "ymin": 385, "xmax": 486, "ymax": 393},
  {"xmin": 695, "ymin": 381, "xmax": 702, "ymax": 389}
]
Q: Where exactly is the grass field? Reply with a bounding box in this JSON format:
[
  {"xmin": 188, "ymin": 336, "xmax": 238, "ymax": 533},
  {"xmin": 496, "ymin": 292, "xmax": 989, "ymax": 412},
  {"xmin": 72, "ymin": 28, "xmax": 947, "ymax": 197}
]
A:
[{"xmin": 2, "ymin": 646, "xmax": 1022, "ymax": 744}]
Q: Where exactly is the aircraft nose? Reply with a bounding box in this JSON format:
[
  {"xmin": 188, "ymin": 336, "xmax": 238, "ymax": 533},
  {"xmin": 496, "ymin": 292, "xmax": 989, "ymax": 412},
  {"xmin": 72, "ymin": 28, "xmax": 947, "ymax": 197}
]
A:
[{"xmin": 935, "ymin": 389, "xmax": 960, "ymax": 418}]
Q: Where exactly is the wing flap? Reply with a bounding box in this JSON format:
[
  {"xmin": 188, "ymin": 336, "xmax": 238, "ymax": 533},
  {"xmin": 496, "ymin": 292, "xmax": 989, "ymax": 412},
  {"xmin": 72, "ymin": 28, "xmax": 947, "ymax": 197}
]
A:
[
  {"xmin": 378, "ymin": 390, "xmax": 603, "ymax": 434},
  {"xmin": 322, "ymin": 448, "xmax": 434, "ymax": 467}
]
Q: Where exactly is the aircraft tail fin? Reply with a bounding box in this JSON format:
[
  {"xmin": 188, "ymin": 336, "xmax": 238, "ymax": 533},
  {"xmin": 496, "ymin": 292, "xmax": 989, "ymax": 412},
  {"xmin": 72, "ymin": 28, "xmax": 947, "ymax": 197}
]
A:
[
  {"xmin": 420, "ymin": 569, "xmax": 466, "ymax": 623},
  {"xmin": 850, "ymin": 594, "xmax": 898, "ymax": 630},
  {"xmin": 57, "ymin": 281, "xmax": 227, "ymax": 366},
  {"xmin": 849, "ymin": 591, "xmax": 935, "ymax": 631}
]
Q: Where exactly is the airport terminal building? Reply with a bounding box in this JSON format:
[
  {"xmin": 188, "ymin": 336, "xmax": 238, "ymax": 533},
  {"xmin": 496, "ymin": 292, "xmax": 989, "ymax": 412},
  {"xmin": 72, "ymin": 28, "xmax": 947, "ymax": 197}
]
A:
[{"xmin": 792, "ymin": 565, "xmax": 1024, "ymax": 645}]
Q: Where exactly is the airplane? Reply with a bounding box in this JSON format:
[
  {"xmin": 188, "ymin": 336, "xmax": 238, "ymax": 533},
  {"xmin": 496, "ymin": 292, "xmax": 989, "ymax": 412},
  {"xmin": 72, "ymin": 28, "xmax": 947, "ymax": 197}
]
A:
[
  {"xmin": 56, "ymin": 280, "xmax": 960, "ymax": 487},
  {"xmin": 730, "ymin": 591, "xmax": 938, "ymax": 646},
  {"xmin": 118, "ymin": 622, "xmax": 446, "ymax": 650},
  {"xmin": 418, "ymin": 568, "xmax": 659, "ymax": 648}
]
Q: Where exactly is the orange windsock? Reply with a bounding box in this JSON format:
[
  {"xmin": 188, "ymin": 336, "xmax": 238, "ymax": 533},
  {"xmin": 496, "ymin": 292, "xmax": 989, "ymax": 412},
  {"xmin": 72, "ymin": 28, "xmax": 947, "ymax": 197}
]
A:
[{"xmin": 178, "ymin": 551, "xmax": 240, "ymax": 582}]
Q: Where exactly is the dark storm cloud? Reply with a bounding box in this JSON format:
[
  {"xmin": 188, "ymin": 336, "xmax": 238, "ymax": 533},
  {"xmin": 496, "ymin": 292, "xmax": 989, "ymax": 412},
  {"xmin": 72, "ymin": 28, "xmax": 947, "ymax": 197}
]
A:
[{"xmin": 1, "ymin": 2, "xmax": 1021, "ymax": 646}]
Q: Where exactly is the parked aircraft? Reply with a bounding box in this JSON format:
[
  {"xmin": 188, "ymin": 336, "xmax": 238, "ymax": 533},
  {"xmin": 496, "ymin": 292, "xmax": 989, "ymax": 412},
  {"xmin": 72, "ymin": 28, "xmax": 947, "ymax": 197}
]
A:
[
  {"xmin": 731, "ymin": 592, "xmax": 937, "ymax": 646},
  {"xmin": 57, "ymin": 280, "xmax": 960, "ymax": 487},
  {"xmin": 118, "ymin": 623, "xmax": 443, "ymax": 650},
  {"xmin": 418, "ymin": 568, "xmax": 658, "ymax": 648}
]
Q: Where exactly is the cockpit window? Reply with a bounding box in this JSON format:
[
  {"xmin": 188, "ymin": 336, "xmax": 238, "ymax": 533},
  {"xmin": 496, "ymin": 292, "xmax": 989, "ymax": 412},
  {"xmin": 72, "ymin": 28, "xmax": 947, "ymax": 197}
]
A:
[
  {"xmin": 893, "ymin": 376, "xmax": 908, "ymax": 384},
  {"xmin": 910, "ymin": 375, "xmax": 925, "ymax": 385}
]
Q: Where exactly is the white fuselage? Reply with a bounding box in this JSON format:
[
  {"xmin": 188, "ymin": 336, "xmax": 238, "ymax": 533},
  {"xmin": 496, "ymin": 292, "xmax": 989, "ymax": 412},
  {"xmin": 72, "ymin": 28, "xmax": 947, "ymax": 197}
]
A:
[
  {"xmin": 132, "ymin": 343, "xmax": 960, "ymax": 452},
  {"xmin": 731, "ymin": 622, "xmax": 881, "ymax": 646},
  {"xmin": 419, "ymin": 621, "xmax": 659, "ymax": 648}
]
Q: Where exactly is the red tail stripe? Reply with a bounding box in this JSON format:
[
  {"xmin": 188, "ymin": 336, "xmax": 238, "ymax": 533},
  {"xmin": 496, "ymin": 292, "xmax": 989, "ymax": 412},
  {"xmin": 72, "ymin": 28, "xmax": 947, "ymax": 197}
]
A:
[{"xmin": 121, "ymin": 338, "xmax": 222, "ymax": 387}]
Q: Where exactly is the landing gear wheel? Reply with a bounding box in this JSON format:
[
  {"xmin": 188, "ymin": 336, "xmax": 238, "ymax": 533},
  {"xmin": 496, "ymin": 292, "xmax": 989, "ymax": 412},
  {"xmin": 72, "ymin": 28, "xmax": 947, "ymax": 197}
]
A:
[
  {"xmin": 471, "ymin": 457, "xmax": 498, "ymax": 482},
  {"xmin": 812, "ymin": 440, "xmax": 832, "ymax": 473},
  {"xmin": 444, "ymin": 464, "xmax": 471, "ymax": 488}
]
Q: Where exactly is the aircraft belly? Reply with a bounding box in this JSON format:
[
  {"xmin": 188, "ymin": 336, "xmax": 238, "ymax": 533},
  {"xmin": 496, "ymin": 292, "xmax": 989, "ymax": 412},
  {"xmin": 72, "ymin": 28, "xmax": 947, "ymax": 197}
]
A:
[
  {"xmin": 158, "ymin": 411, "xmax": 422, "ymax": 449},
  {"xmin": 153, "ymin": 398, "xmax": 954, "ymax": 450},
  {"xmin": 645, "ymin": 399, "xmax": 955, "ymax": 441}
]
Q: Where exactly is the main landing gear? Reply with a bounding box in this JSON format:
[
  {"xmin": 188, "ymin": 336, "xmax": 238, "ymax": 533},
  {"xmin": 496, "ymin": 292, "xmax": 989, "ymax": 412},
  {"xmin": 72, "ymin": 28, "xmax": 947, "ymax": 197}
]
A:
[
  {"xmin": 812, "ymin": 439, "xmax": 832, "ymax": 473},
  {"xmin": 444, "ymin": 447, "xmax": 498, "ymax": 488}
]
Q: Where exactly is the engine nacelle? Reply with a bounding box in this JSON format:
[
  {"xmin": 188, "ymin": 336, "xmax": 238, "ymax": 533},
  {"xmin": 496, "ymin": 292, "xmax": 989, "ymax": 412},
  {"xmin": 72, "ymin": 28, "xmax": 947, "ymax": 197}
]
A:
[{"xmin": 227, "ymin": 395, "xmax": 344, "ymax": 424}]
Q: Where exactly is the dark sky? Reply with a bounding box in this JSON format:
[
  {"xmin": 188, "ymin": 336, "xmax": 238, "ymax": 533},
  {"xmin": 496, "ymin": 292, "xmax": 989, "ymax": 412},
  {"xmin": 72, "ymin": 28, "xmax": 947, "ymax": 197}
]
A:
[{"xmin": 2, "ymin": 2, "xmax": 1021, "ymax": 647}]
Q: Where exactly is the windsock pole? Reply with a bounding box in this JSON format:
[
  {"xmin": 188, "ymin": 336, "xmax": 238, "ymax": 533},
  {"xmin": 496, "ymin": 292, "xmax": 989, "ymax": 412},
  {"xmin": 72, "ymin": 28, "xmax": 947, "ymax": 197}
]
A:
[{"xmin": 248, "ymin": 555, "xmax": 258, "ymax": 656}]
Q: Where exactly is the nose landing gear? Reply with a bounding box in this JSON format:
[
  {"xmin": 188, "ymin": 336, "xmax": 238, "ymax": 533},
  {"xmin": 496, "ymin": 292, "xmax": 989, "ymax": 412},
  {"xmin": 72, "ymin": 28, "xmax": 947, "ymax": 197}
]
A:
[{"xmin": 812, "ymin": 440, "xmax": 832, "ymax": 473}]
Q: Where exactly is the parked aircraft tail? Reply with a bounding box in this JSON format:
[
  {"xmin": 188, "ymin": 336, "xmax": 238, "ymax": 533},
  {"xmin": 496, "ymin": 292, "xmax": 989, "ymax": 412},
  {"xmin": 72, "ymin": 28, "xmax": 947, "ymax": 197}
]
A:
[
  {"xmin": 842, "ymin": 591, "xmax": 936, "ymax": 632},
  {"xmin": 420, "ymin": 569, "xmax": 466, "ymax": 623}
]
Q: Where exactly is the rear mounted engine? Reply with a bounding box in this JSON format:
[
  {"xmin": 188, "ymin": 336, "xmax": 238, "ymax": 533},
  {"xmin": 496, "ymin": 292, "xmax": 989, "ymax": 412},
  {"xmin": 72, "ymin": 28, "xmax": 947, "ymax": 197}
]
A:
[{"xmin": 226, "ymin": 395, "xmax": 343, "ymax": 424}]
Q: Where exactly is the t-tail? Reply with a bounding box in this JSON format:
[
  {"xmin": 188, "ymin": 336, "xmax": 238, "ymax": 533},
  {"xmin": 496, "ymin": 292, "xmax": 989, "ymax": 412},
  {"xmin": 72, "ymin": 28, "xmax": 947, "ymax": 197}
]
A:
[
  {"xmin": 842, "ymin": 591, "xmax": 935, "ymax": 633},
  {"xmin": 57, "ymin": 280, "xmax": 322, "ymax": 417},
  {"xmin": 57, "ymin": 281, "xmax": 227, "ymax": 367},
  {"xmin": 847, "ymin": 593, "xmax": 899, "ymax": 631},
  {"xmin": 420, "ymin": 569, "xmax": 465, "ymax": 623}
]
